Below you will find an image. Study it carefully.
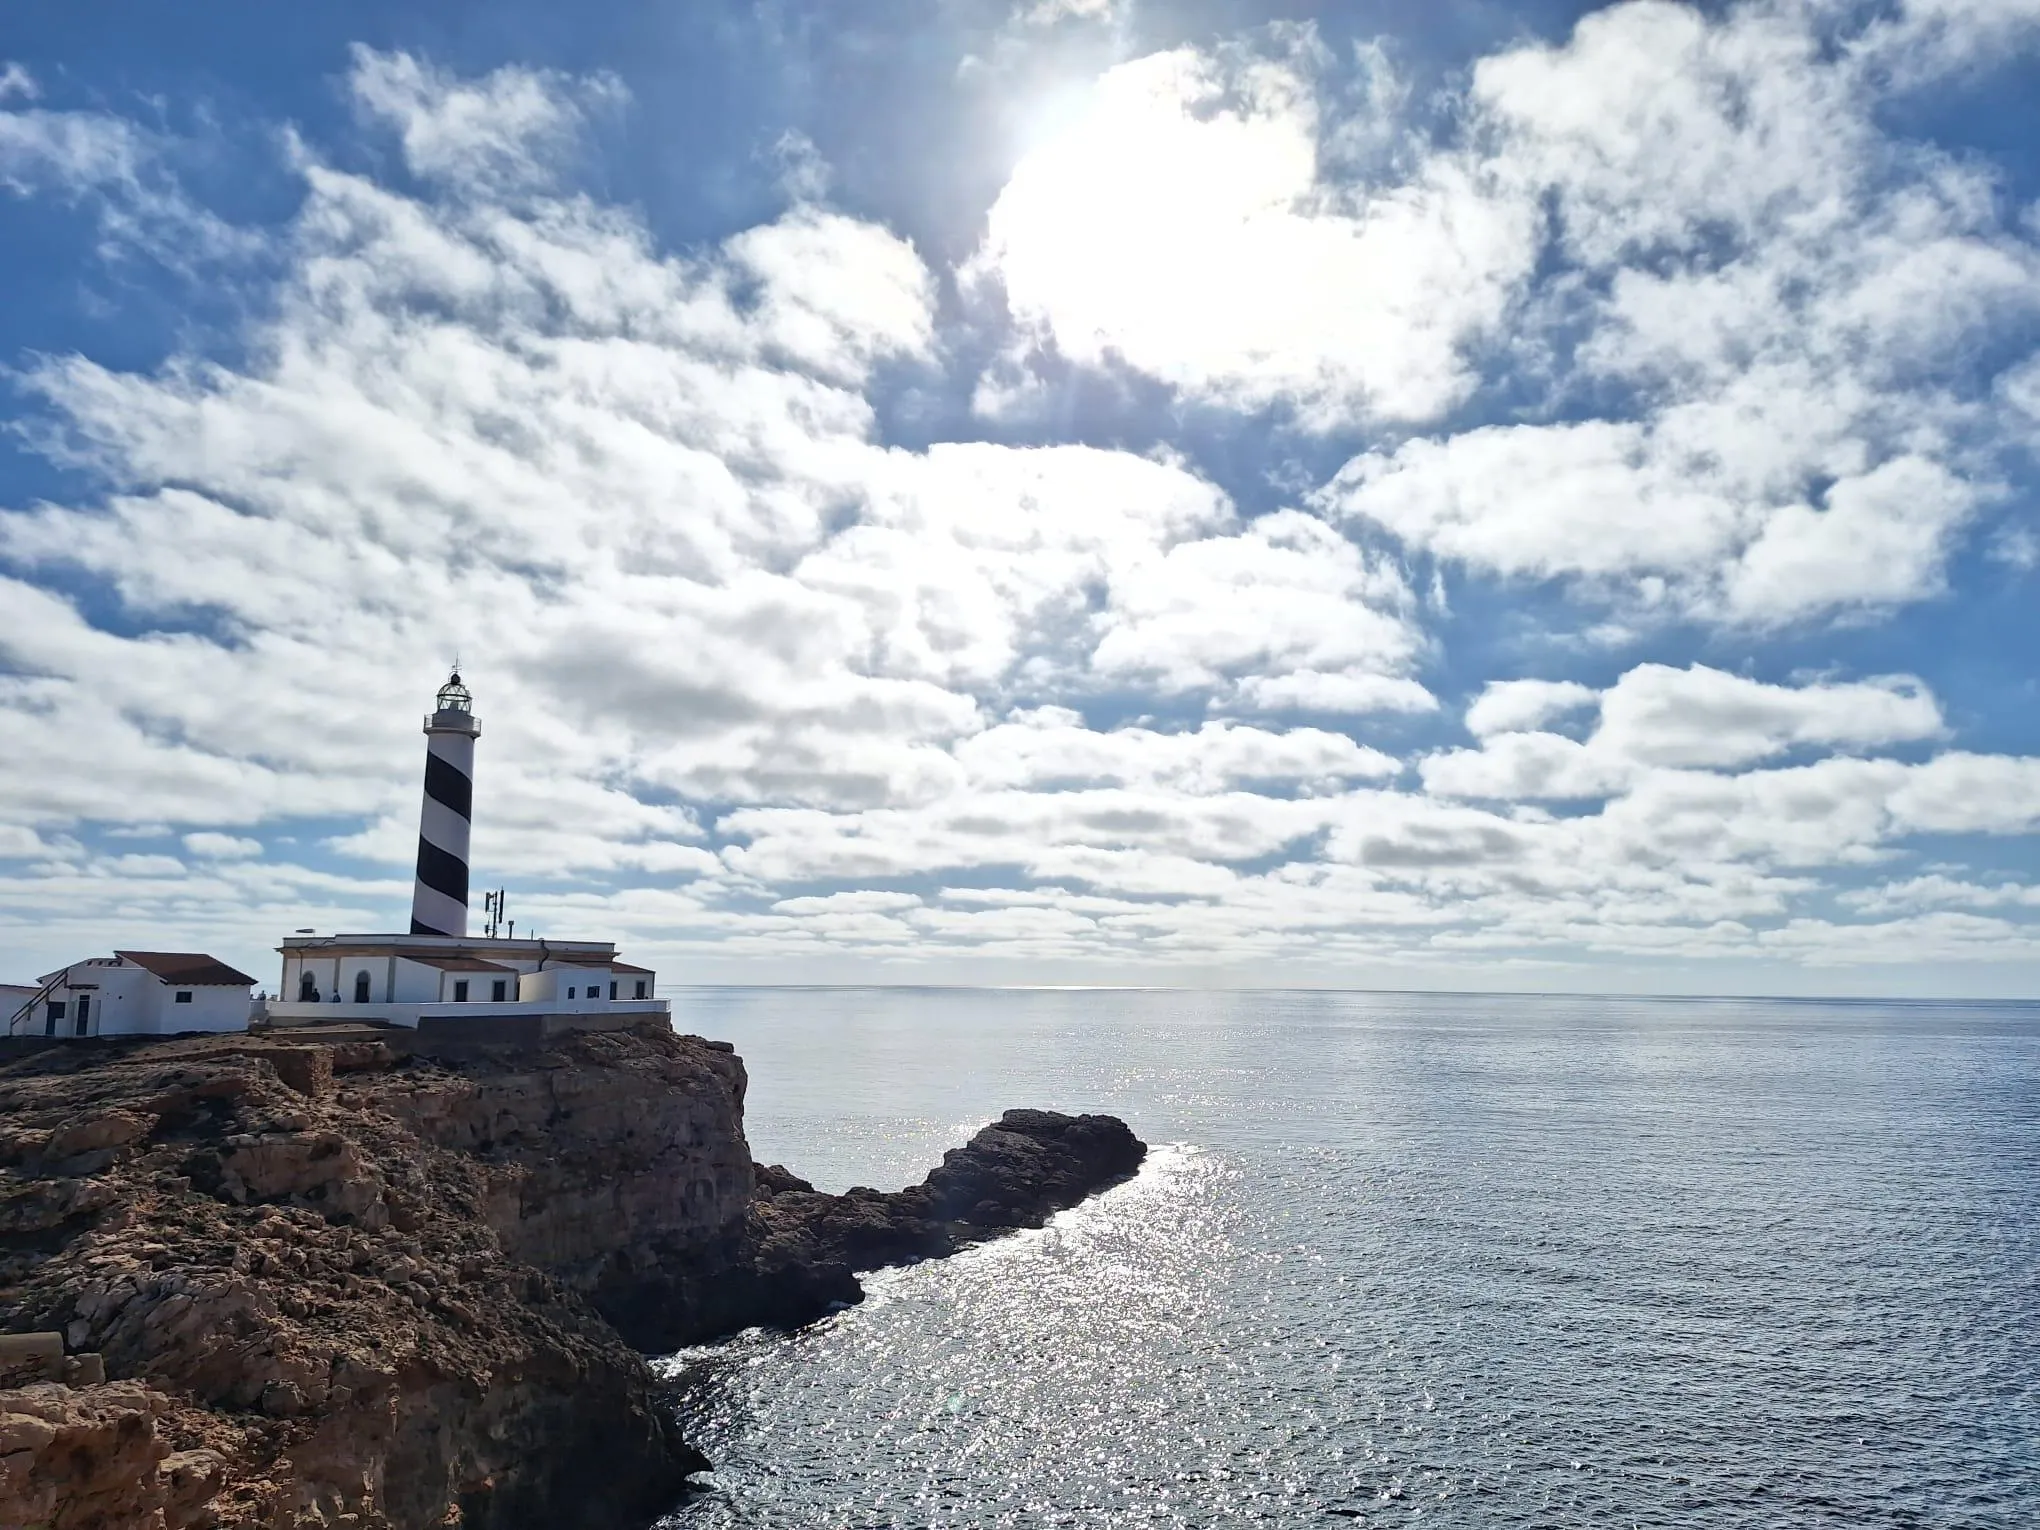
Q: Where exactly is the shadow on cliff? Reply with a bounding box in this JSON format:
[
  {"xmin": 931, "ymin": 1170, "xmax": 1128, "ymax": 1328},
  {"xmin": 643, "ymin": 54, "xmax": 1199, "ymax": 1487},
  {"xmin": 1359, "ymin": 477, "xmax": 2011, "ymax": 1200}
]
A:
[{"xmin": 596, "ymin": 1105, "xmax": 1149, "ymax": 1354}]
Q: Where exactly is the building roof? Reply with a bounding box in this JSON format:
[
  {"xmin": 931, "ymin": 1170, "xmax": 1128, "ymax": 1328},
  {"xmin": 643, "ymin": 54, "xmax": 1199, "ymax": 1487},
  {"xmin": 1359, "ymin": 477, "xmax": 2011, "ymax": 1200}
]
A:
[
  {"xmin": 610, "ymin": 961, "xmax": 654, "ymax": 975},
  {"xmin": 403, "ymin": 955, "xmax": 518, "ymax": 973},
  {"xmin": 280, "ymin": 933, "xmax": 616, "ymax": 957},
  {"xmin": 115, "ymin": 951, "xmax": 258, "ymax": 987}
]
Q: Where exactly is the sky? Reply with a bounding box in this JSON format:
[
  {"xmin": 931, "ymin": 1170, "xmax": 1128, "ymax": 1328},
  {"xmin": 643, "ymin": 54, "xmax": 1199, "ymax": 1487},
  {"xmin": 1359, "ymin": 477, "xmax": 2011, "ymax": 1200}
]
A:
[{"xmin": 3, "ymin": 0, "xmax": 2040, "ymax": 997}]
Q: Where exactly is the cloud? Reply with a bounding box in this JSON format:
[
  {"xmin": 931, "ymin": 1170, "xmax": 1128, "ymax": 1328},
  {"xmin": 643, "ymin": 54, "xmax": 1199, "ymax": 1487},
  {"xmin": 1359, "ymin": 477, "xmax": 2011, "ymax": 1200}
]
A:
[
  {"xmin": 0, "ymin": 75, "xmax": 255, "ymax": 270},
  {"xmin": 1755, "ymin": 912, "xmax": 2040, "ymax": 966},
  {"xmin": 1230, "ymin": 670, "xmax": 1438, "ymax": 716},
  {"xmin": 1016, "ymin": 0, "xmax": 1123, "ymax": 25},
  {"xmin": 1465, "ymin": 680, "xmax": 1598, "ymax": 737},
  {"xmin": 1855, "ymin": 0, "xmax": 2040, "ymax": 83},
  {"xmin": 346, "ymin": 45, "xmax": 624, "ymax": 193},
  {"xmin": 957, "ymin": 709, "xmax": 1398, "ymax": 791},
  {"xmin": 1591, "ymin": 664, "xmax": 1944, "ymax": 769},
  {"xmin": 0, "ymin": 46, "xmax": 1432, "ymax": 973},
  {"xmin": 0, "ymin": 90, "xmax": 142, "ymax": 195},
  {"xmin": 969, "ymin": 42, "xmax": 1536, "ymax": 428},
  {"xmin": 1089, "ymin": 509, "xmax": 1424, "ymax": 692},
  {"xmin": 1989, "ymin": 524, "xmax": 2040, "ymax": 572},
  {"xmin": 1309, "ymin": 0, "xmax": 2040, "ymax": 626},
  {"xmin": 1420, "ymin": 731, "xmax": 1629, "ymax": 802},
  {"xmin": 183, "ymin": 832, "xmax": 264, "ymax": 860},
  {"xmin": 1427, "ymin": 663, "xmax": 1947, "ymax": 799},
  {"xmin": 0, "ymin": 825, "xmax": 59, "ymax": 860},
  {"xmin": 4, "ymin": 36, "xmax": 2040, "ymax": 987},
  {"xmin": 1842, "ymin": 874, "xmax": 2040, "ymax": 915},
  {"xmin": 966, "ymin": 2, "xmax": 2040, "ymax": 628}
]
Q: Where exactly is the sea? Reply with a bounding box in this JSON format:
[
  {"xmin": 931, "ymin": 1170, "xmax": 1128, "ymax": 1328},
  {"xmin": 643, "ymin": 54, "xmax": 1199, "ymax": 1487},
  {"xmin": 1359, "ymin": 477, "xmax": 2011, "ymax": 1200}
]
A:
[{"xmin": 649, "ymin": 988, "xmax": 2039, "ymax": 1529}]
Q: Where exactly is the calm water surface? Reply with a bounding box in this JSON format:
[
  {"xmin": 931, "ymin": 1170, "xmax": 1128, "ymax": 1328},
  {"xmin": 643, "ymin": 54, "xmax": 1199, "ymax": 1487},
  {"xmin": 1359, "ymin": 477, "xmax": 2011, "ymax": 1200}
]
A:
[{"xmin": 651, "ymin": 989, "xmax": 2039, "ymax": 1528}]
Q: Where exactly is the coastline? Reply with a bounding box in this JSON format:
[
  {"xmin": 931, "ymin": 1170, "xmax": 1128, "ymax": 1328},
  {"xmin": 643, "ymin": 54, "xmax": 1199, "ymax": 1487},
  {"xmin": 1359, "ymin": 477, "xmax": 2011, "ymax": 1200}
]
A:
[{"xmin": 0, "ymin": 1027, "xmax": 1144, "ymax": 1529}]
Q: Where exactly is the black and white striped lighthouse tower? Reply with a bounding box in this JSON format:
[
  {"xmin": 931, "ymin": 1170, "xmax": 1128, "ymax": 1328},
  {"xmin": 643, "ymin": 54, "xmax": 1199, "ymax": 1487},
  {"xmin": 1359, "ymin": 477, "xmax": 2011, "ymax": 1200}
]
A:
[{"xmin": 410, "ymin": 671, "xmax": 480, "ymax": 938}]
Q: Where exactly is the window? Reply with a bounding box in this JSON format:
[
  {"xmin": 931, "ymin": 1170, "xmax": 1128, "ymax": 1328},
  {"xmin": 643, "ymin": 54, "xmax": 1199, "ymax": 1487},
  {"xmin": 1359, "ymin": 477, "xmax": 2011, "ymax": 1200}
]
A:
[
  {"xmin": 567, "ymin": 986, "xmax": 577, "ymax": 999},
  {"xmin": 453, "ymin": 979, "xmax": 470, "ymax": 1002},
  {"xmin": 609, "ymin": 981, "xmax": 617, "ymax": 1000},
  {"xmin": 174, "ymin": 990, "xmax": 193, "ymax": 1004},
  {"xmin": 633, "ymin": 980, "xmax": 647, "ymax": 1000},
  {"xmin": 491, "ymin": 979, "xmax": 507, "ymax": 1002},
  {"xmin": 353, "ymin": 972, "xmax": 371, "ymax": 1003}
]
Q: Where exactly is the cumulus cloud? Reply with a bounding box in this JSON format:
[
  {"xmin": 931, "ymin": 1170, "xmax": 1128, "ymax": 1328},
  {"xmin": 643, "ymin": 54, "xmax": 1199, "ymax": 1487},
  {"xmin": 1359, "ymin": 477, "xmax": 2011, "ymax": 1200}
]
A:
[
  {"xmin": 969, "ymin": 42, "xmax": 1535, "ymax": 427},
  {"xmin": 1428, "ymin": 663, "xmax": 1947, "ymax": 798},
  {"xmin": 1592, "ymin": 665, "xmax": 1944, "ymax": 768},
  {"xmin": 1312, "ymin": 0, "xmax": 2040, "ymax": 625},
  {"xmin": 183, "ymin": 833, "xmax": 264, "ymax": 861},
  {"xmin": 3, "ymin": 31, "xmax": 2040, "ymax": 986},
  {"xmin": 966, "ymin": 1, "xmax": 2040, "ymax": 628},
  {"xmin": 1465, "ymin": 680, "xmax": 1598, "ymax": 737},
  {"xmin": 1089, "ymin": 510, "xmax": 1425, "ymax": 691},
  {"xmin": 1230, "ymin": 670, "xmax": 1438, "ymax": 717},
  {"xmin": 957, "ymin": 709, "xmax": 1398, "ymax": 792},
  {"xmin": 1842, "ymin": 874, "xmax": 2040, "ymax": 915}
]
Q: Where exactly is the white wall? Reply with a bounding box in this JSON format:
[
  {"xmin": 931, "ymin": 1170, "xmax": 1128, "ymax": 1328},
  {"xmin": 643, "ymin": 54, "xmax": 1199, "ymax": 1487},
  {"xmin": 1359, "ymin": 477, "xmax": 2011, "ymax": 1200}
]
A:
[
  {"xmin": 161, "ymin": 985, "xmax": 251, "ymax": 1034},
  {"xmin": 269, "ymin": 944, "xmax": 649, "ymax": 1013},
  {"xmin": 433, "ymin": 967, "xmax": 515, "ymax": 1004},
  {"xmin": 42, "ymin": 964, "xmax": 154, "ymax": 1036},
  {"xmin": 261, "ymin": 996, "xmax": 669, "ymax": 1029},
  {"xmin": 517, "ymin": 968, "xmax": 613, "ymax": 1007},
  {"xmin": 26, "ymin": 962, "xmax": 250, "ymax": 1036},
  {"xmin": 391, "ymin": 958, "xmax": 441, "ymax": 1004},
  {"xmin": 282, "ymin": 954, "xmax": 351, "ymax": 1005}
]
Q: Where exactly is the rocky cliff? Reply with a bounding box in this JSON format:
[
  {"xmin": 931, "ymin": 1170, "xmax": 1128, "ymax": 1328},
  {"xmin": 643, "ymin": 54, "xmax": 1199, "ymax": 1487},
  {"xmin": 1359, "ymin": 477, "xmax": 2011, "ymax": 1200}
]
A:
[
  {"xmin": 0, "ymin": 1028, "xmax": 1145, "ymax": 1529},
  {"xmin": 605, "ymin": 1107, "xmax": 1151, "ymax": 1351}
]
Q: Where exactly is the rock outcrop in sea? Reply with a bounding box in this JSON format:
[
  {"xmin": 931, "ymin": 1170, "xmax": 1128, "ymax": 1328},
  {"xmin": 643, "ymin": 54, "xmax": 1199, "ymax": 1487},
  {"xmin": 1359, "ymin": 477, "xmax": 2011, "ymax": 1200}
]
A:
[{"xmin": 0, "ymin": 1028, "xmax": 1145, "ymax": 1529}]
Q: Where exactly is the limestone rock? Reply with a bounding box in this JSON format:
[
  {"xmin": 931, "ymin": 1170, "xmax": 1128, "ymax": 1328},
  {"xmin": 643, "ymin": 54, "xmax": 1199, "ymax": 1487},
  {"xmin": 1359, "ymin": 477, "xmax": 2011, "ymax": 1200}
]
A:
[
  {"xmin": 0, "ymin": 1381, "xmax": 173, "ymax": 1530},
  {"xmin": 0, "ymin": 1030, "xmax": 728, "ymax": 1530},
  {"xmin": 607, "ymin": 1108, "xmax": 1148, "ymax": 1351}
]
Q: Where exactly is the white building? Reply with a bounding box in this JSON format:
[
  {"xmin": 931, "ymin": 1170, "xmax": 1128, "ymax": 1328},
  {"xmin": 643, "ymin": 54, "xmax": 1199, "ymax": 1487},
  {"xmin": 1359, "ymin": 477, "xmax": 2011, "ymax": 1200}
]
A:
[
  {"xmin": 0, "ymin": 984, "xmax": 37, "ymax": 1026},
  {"xmin": 7, "ymin": 951, "xmax": 257, "ymax": 1038},
  {"xmin": 262, "ymin": 931, "xmax": 662, "ymax": 1030}
]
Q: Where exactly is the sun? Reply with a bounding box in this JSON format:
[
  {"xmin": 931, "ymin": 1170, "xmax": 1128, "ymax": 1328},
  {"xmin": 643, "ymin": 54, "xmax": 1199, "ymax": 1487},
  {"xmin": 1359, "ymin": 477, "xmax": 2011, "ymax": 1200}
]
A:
[{"xmin": 985, "ymin": 51, "xmax": 1319, "ymax": 374}]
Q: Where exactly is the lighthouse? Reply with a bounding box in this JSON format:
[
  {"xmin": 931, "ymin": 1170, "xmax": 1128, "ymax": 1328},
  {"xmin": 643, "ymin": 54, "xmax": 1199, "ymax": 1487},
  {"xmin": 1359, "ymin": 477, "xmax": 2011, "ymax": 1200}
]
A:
[
  {"xmin": 259, "ymin": 671, "xmax": 665, "ymax": 1037},
  {"xmin": 410, "ymin": 670, "xmax": 479, "ymax": 937}
]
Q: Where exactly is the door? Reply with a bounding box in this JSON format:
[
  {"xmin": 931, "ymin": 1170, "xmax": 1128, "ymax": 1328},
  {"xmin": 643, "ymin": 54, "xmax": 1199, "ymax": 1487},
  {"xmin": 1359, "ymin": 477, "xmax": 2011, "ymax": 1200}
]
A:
[{"xmin": 74, "ymin": 995, "xmax": 90, "ymax": 1036}]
